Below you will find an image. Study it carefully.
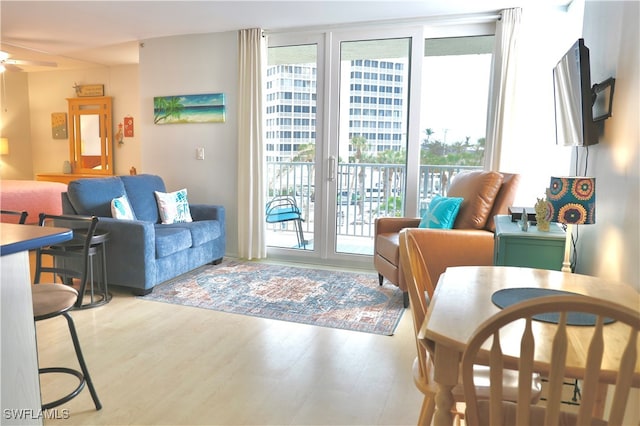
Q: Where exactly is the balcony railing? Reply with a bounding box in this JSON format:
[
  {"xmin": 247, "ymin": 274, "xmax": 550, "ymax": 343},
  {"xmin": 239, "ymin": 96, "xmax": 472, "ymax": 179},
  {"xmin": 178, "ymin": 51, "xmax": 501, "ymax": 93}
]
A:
[{"xmin": 266, "ymin": 162, "xmax": 481, "ymax": 245}]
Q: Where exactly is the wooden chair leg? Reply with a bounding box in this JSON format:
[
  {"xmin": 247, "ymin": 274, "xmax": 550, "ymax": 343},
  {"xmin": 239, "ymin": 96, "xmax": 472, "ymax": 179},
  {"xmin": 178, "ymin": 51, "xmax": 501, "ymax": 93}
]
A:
[{"xmin": 417, "ymin": 394, "xmax": 435, "ymax": 426}]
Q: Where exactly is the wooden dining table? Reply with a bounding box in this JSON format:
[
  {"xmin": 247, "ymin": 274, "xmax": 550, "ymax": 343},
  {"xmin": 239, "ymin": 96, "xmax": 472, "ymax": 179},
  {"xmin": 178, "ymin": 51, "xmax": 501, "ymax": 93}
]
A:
[{"xmin": 417, "ymin": 265, "xmax": 640, "ymax": 426}]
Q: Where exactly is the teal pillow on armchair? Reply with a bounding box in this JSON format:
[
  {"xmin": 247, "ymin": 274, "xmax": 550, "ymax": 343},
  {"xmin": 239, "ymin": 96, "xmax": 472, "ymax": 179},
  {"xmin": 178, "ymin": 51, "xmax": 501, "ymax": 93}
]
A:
[{"xmin": 419, "ymin": 195, "xmax": 464, "ymax": 229}]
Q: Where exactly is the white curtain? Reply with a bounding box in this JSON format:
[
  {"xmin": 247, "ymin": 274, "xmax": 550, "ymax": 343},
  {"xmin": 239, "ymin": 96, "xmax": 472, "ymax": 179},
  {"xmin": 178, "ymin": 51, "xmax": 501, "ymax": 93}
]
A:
[
  {"xmin": 237, "ymin": 28, "xmax": 267, "ymax": 259},
  {"xmin": 485, "ymin": 8, "xmax": 522, "ymax": 171}
]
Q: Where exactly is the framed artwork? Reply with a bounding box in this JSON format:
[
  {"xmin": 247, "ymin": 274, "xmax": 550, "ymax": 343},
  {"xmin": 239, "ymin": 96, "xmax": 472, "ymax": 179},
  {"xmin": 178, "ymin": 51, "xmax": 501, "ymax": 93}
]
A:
[
  {"xmin": 153, "ymin": 93, "xmax": 226, "ymax": 124},
  {"xmin": 51, "ymin": 112, "xmax": 67, "ymax": 139}
]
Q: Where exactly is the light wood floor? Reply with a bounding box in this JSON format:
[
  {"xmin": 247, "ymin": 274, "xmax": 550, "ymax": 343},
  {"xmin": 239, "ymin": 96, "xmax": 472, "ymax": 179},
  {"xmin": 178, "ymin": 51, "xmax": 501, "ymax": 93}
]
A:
[{"xmin": 36, "ymin": 281, "xmax": 424, "ymax": 425}]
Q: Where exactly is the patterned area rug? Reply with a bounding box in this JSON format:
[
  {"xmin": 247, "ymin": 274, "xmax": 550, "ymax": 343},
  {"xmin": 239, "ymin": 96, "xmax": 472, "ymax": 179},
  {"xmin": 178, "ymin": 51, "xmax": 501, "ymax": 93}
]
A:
[{"xmin": 141, "ymin": 259, "xmax": 404, "ymax": 335}]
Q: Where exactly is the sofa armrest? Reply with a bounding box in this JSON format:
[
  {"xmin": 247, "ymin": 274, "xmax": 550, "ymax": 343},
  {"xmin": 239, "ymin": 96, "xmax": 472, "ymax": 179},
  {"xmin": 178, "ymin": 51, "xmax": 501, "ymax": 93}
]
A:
[
  {"xmin": 190, "ymin": 204, "xmax": 225, "ymax": 224},
  {"xmin": 375, "ymin": 217, "xmax": 422, "ymax": 234},
  {"xmin": 95, "ymin": 217, "xmax": 158, "ymax": 290},
  {"xmin": 408, "ymin": 228, "xmax": 495, "ymax": 290}
]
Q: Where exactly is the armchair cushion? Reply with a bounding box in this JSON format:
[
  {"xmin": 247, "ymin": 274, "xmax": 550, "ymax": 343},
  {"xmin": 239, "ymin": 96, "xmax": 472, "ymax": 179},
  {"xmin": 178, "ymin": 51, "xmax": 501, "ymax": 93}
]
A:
[
  {"xmin": 376, "ymin": 232, "xmax": 401, "ymax": 267},
  {"xmin": 418, "ymin": 195, "xmax": 463, "ymax": 229},
  {"xmin": 448, "ymin": 170, "xmax": 504, "ymax": 230},
  {"xmin": 486, "ymin": 173, "xmax": 521, "ymax": 232}
]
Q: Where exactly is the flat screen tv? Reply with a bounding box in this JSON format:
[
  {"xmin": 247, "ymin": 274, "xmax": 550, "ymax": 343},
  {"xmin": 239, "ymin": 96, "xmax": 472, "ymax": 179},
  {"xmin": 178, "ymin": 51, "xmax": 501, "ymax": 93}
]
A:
[{"xmin": 553, "ymin": 38, "xmax": 597, "ymax": 146}]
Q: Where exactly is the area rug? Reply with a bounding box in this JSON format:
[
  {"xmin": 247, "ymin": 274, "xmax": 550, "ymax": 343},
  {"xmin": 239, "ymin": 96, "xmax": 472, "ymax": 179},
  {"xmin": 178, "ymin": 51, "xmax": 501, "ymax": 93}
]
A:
[{"xmin": 140, "ymin": 259, "xmax": 404, "ymax": 335}]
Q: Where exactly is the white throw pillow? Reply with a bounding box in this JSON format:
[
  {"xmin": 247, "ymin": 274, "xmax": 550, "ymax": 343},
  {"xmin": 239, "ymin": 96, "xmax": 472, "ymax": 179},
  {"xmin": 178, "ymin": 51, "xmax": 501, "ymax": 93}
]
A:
[
  {"xmin": 111, "ymin": 195, "xmax": 136, "ymax": 220},
  {"xmin": 154, "ymin": 188, "xmax": 193, "ymax": 224}
]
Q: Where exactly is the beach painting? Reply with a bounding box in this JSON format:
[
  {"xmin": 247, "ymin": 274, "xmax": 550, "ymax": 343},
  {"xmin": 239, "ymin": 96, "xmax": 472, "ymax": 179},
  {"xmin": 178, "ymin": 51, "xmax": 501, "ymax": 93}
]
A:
[{"xmin": 154, "ymin": 93, "xmax": 226, "ymax": 124}]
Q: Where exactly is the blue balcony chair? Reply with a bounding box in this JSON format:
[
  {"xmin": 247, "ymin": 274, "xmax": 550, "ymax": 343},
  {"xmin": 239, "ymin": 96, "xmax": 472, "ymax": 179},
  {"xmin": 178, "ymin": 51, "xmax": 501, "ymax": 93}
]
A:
[{"xmin": 266, "ymin": 195, "xmax": 307, "ymax": 249}]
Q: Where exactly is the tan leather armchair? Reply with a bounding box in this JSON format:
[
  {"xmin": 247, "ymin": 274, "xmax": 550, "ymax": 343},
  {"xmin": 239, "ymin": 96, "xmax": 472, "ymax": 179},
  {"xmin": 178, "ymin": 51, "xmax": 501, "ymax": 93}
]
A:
[{"xmin": 374, "ymin": 171, "xmax": 520, "ymax": 307}]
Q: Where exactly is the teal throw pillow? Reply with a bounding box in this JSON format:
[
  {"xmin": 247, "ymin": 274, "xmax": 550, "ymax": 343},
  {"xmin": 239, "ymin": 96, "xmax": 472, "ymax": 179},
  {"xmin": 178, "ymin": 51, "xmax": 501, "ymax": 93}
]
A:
[
  {"xmin": 110, "ymin": 195, "xmax": 136, "ymax": 220},
  {"xmin": 418, "ymin": 195, "xmax": 464, "ymax": 229}
]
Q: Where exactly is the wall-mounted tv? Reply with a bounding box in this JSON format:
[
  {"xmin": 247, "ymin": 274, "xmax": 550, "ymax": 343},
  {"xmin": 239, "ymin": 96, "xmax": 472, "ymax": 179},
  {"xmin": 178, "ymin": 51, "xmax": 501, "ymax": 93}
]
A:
[{"xmin": 553, "ymin": 38, "xmax": 597, "ymax": 146}]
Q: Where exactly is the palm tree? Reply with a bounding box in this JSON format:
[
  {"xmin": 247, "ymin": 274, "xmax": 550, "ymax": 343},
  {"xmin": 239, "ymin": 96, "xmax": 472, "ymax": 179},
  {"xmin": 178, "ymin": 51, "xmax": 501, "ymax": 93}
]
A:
[
  {"xmin": 375, "ymin": 149, "xmax": 406, "ymax": 217},
  {"xmin": 154, "ymin": 97, "xmax": 185, "ymax": 124},
  {"xmin": 422, "ymin": 128, "xmax": 435, "ymax": 149}
]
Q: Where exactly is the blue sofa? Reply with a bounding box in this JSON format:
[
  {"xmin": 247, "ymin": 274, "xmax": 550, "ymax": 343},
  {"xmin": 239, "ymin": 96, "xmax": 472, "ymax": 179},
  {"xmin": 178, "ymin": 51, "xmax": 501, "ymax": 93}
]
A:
[{"xmin": 62, "ymin": 174, "xmax": 225, "ymax": 295}]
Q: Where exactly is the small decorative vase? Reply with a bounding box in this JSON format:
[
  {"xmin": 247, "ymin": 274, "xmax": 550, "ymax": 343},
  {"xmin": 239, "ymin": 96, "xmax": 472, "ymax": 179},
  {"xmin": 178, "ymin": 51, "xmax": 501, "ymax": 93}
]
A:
[
  {"xmin": 535, "ymin": 197, "xmax": 550, "ymax": 231},
  {"xmin": 62, "ymin": 160, "xmax": 72, "ymax": 174}
]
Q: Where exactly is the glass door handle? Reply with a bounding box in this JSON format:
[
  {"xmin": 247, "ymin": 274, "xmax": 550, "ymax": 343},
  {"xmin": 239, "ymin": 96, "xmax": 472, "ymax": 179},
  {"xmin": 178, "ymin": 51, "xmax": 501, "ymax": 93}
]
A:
[{"xmin": 328, "ymin": 156, "xmax": 336, "ymax": 182}]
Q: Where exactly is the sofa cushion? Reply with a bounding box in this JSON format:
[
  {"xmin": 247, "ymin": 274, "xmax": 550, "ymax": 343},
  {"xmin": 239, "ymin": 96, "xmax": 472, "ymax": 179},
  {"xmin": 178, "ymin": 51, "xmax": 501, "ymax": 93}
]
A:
[
  {"xmin": 419, "ymin": 195, "xmax": 464, "ymax": 229},
  {"xmin": 174, "ymin": 220, "xmax": 222, "ymax": 247},
  {"xmin": 448, "ymin": 170, "xmax": 504, "ymax": 230},
  {"xmin": 121, "ymin": 174, "xmax": 166, "ymax": 223},
  {"xmin": 154, "ymin": 225, "xmax": 193, "ymax": 258},
  {"xmin": 376, "ymin": 232, "xmax": 400, "ymax": 265},
  {"xmin": 67, "ymin": 177, "xmax": 127, "ymax": 217}
]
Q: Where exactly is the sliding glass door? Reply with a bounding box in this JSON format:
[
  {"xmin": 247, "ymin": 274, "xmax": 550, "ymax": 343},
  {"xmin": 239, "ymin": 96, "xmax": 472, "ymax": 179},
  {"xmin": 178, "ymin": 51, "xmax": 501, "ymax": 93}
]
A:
[
  {"xmin": 265, "ymin": 23, "xmax": 495, "ymax": 268},
  {"xmin": 332, "ymin": 37, "xmax": 411, "ymax": 256}
]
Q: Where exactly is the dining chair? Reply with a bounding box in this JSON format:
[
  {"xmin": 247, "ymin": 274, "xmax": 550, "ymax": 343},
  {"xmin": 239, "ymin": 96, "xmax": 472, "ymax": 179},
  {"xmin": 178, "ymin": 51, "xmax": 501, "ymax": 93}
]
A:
[
  {"xmin": 399, "ymin": 228, "xmax": 542, "ymax": 425},
  {"xmin": 1, "ymin": 209, "xmax": 28, "ymax": 224},
  {"xmin": 32, "ymin": 213, "xmax": 102, "ymax": 411},
  {"xmin": 461, "ymin": 294, "xmax": 639, "ymax": 426}
]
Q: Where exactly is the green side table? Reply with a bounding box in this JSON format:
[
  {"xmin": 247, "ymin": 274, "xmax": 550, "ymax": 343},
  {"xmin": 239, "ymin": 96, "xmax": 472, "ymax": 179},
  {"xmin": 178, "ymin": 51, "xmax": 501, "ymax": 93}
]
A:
[{"xmin": 493, "ymin": 214, "xmax": 566, "ymax": 271}]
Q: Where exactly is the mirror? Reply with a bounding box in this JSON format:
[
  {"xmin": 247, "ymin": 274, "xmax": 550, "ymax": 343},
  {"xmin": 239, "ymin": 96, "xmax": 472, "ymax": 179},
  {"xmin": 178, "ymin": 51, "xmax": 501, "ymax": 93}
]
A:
[{"xmin": 68, "ymin": 96, "xmax": 113, "ymax": 174}]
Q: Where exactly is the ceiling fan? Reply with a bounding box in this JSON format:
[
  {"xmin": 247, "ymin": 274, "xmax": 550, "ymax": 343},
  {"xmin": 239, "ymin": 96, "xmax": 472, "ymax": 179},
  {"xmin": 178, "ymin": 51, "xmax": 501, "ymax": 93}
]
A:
[{"xmin": 0, "ymin": 50, "xmax": 57, "ymax": 72}]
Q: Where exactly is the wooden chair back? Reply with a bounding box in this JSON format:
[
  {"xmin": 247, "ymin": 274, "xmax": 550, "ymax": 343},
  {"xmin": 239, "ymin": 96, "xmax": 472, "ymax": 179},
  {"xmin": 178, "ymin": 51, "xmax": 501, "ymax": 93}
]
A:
[
  {"xmin": 399, "ymin": 229, "xmax": 435, "ymax": 374},
  {"xmin": 462, "ymin": 294, "xmax": 640, "ymax": 426}
]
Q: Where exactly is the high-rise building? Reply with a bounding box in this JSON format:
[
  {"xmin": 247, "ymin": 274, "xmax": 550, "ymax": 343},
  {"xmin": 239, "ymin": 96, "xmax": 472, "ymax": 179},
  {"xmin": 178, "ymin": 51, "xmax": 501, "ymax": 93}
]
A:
[{"xmin": 265, "ymin": 58, "xmax": 407, "ymax": 163}]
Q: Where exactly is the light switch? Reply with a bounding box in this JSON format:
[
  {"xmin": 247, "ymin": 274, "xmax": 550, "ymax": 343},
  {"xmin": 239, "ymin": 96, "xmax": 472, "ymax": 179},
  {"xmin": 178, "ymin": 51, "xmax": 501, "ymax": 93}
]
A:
[{"xmin": 196, "ymin": 147, "xmax": 205, "ymax": 160}]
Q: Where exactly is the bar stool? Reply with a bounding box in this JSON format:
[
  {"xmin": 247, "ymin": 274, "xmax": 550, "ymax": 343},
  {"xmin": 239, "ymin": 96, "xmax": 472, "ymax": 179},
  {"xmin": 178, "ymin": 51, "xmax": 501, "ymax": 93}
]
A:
[{"xmin": 33, "ymin": 214, "xmax": 102, "ymax": 411}]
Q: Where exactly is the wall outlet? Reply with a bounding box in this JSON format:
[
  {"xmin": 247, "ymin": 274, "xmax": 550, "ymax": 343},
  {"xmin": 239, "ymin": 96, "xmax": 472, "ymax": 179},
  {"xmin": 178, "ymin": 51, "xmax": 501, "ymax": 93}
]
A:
[{"xmin": 196, "ymin": 147, "xmax": 205, "ymax": 160}]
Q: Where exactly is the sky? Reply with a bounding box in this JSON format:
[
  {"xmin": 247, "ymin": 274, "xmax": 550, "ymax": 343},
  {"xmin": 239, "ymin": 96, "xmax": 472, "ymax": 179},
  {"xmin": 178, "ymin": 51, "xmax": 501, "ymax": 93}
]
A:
[{"xmin": 421, "ymin": 54, "xmax": 492, "ymax": 145}]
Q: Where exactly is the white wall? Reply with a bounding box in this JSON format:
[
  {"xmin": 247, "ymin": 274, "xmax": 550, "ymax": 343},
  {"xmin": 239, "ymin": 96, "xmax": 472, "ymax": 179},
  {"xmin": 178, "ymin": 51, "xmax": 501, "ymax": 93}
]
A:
[
  {"xmin": 7, "ymin": 65, "xmax": 141, "ymax": 177},
  {"xmin": 0, "ymin": 72, "xmax": 33, "ymax": 179},
  {"xmin": 578, "ymin": 1, "xmax": 639, "ymax": 289},
  {"xmin": 138, "ymin": 32, "xmax": 239, "ymax": 256}
]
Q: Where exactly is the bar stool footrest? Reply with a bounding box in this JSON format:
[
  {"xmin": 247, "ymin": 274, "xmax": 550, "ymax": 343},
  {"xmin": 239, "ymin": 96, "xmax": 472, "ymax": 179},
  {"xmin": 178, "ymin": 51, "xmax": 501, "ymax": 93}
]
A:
[{"xmin": 39, "ymin": 367, "xmax": 85, "ymax": 410}]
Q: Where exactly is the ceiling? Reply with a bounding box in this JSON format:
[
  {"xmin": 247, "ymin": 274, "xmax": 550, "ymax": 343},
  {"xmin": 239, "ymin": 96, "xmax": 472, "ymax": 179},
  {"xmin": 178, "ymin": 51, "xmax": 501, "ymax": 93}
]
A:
[{"xmin": 1, "ymin": 0, "xmax": 570, "ymax": 72}]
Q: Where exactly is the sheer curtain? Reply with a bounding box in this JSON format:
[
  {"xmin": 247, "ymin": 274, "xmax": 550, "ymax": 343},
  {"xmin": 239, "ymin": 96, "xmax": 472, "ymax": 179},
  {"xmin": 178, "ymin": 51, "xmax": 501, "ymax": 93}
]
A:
[
  {"xmin": 237, "ymin": 28, "xmax": 267, "ymax": 259},
  {"xmin": 485, "ymin": 8, "xmax": 522, "ymax": 171}
]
